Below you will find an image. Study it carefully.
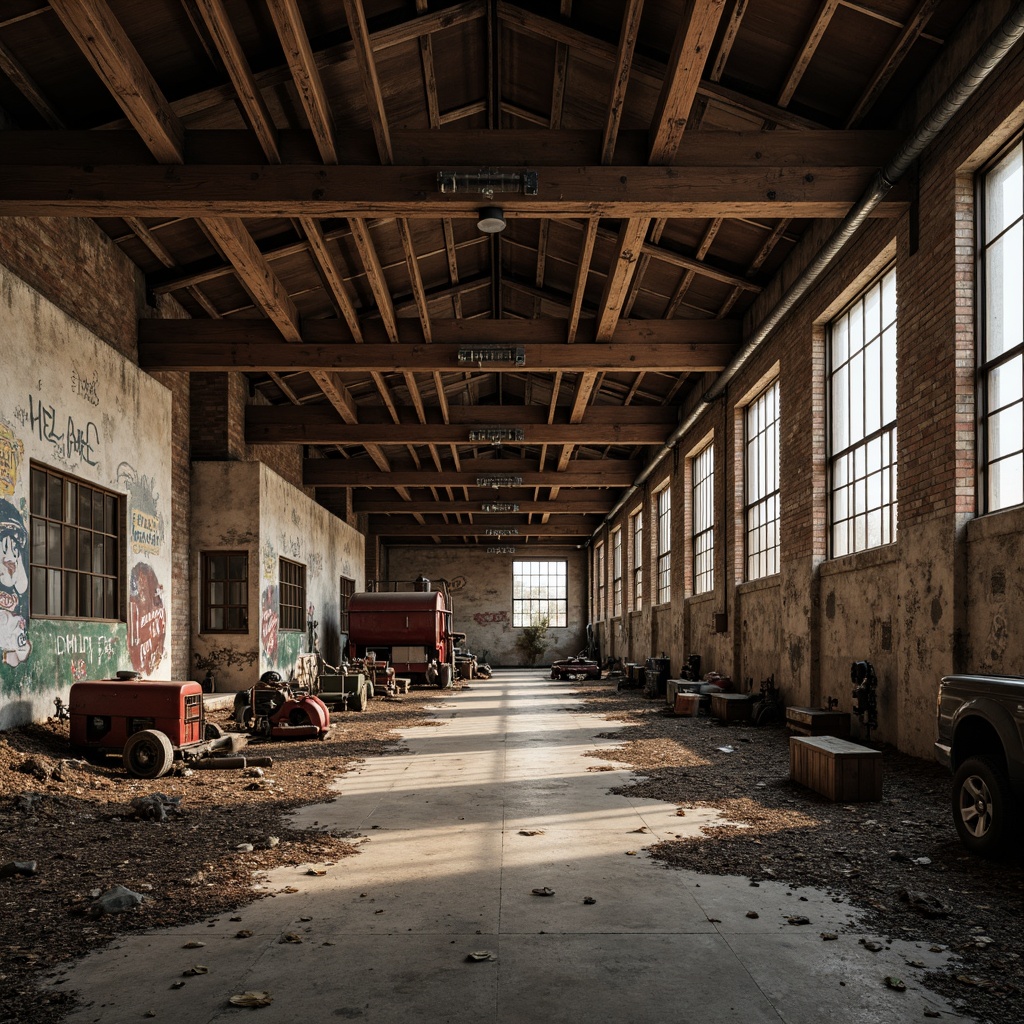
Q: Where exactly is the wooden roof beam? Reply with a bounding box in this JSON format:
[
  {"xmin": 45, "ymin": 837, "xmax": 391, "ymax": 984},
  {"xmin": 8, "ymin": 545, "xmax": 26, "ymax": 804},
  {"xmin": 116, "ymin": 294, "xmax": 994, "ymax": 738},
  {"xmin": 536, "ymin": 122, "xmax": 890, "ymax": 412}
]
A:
[
  {"xmin": 341, "ymin": 0, "xmax": 393, "ymax": 165},
  {"xmin": 777, "ymin": 0, "xmax": 840, "ymax": 108},
  {"xmin": 305, "ymin": 463, "xmax": 641, "ymax": 488},
  {"xmin": 601, "ymin": 0, "xmax": 646, "ymax": 166}
]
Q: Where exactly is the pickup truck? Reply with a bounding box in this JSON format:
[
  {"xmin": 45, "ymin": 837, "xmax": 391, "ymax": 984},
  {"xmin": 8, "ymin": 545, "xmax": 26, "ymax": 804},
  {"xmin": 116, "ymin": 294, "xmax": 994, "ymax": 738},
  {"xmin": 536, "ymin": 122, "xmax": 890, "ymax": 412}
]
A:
[{"xmin": 935, "ymin": 674, "xmax": 1024, "ymax": 854}]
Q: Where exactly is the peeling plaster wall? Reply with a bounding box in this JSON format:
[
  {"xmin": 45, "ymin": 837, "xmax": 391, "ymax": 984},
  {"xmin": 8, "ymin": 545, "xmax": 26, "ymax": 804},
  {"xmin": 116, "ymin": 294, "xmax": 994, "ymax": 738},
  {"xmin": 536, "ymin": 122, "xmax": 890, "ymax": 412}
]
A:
[
  {"xmin": 0, "ymin": 265, "xmax": 173, "ymax": 727},
  {"xmin": 190, "ymin": 462, "xmax": 364, "ymax": 691},
  {"xmin": 736, "ymin": 578, "xmax": 782, "ymax": 693},
  {"xmin": 385, "ymin": 547, "xmax": 587, "ymax": 666}
]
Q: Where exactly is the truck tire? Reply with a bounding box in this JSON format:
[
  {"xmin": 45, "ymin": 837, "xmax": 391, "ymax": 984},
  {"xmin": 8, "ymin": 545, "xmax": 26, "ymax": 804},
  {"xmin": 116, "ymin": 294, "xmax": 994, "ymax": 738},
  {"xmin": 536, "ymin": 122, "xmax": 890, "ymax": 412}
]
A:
[
  {"xmin": 123, "ymin": 729, "xmax": 174, "ymax": 779},
  {"xmin": 952, "ymin": 756, "xmax": 1017, "ymax": 855},
  {"xmin": 438, "ymin": 664, "xmax": 453, "ymax": 689}
]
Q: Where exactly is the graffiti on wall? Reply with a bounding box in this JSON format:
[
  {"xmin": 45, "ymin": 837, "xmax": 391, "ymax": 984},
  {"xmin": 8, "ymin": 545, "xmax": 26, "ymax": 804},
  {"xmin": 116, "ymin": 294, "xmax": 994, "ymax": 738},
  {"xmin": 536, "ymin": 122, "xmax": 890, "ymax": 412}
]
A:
[
  {"xmin": 194, "ymin": 647, "xmax": 259, "ymax": 674},
  {"xmin": 70, "ymin": 366, "xmax": 100, "ymax": 407},
  {"xmin": 15, "ymin": 394, "xmax": 101, "ymax": 469},
  {"xmin": 262, "ymin": 542, "xmax": 276, "ymax": 581},
  {"xmin": 0, "ymin": 419, "xmax": 25, "ymax": 497},
  {"xmin": 261, "ymin": 584, "xmax": 279, "ymax": 665},
  {"xmin": 0, "ymin": 498, "xmax": 31, "ymax": 668},
  {"xmin": 117, "ymin": 463, "xmax": 165, "ymax": 557},
  {"xmin": 449, "ymin": 575, "xmax": 467, "ymax": 592},
  {"xmin": 128, "ymin": 562, "xmax": 166, "ymax": 675},
  {"xmin": 473, "ymin": 610, "xmax": 509, "ymax": 626}
]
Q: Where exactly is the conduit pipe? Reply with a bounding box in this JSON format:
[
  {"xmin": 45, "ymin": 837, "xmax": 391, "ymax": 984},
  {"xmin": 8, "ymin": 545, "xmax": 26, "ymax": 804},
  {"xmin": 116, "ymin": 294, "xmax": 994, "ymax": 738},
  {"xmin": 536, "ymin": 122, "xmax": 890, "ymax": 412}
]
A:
[{"xmin": 595, "ymin": 1, "xmax": 1024, "ymax": 538}]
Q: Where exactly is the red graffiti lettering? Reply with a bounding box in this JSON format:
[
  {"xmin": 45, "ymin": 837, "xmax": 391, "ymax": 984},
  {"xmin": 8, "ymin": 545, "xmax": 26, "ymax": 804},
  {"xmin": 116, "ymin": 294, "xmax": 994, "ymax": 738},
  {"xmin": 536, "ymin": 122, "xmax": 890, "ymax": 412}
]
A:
[{"xmin": 472, "ymin": 610, "xmax": 509, "ymax": 626}]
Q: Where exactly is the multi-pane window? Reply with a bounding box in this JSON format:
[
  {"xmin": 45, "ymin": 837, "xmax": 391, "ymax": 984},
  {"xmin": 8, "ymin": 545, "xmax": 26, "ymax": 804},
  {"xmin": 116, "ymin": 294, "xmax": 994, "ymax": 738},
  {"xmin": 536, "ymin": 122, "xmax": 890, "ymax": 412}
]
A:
[
  {"xmin": 340, "ymin": 575, "xmax": 355, "ymax": 635},
  {"xmin": 29, "ymin": 464, "xmax": 121, "ymax": 619},
  {"xmin": 631, "ymin": 507, "xmax": 643, "ymax": 608},
  {"xmin": 612, "ymin": 529, "xmax": 622, "ymax": 617},
  {"xmin": 829, "ymin": 265, "xmax": 898, "ymax": 555},
  {"xmin": 513, "ymin": 560, "xmax": 567, "ymax": 627},
  {"xmin": 656, "ymin": 486, "xmax": 671, "ymax": 604},
  {"xmin": 201, "ymin": 552, "xmax": 248, "ymax": 632},
  {"xmin": 278, "ymin": 558, "xmax": 306, "ymax": 631},
  {"xmin": 595, "ymin": 543, "xmax": 606, "ymax": 620},
  {"xmin": 745, "ymin": 381, "xmax": 780, "ymax": 580},
  {"xmin": 692, "ymin": 442, "xmax": 715, "ymax": 594},
  {"xmin": 980, "ymin": 137, "xmax": 1024, "ymax": 511}
]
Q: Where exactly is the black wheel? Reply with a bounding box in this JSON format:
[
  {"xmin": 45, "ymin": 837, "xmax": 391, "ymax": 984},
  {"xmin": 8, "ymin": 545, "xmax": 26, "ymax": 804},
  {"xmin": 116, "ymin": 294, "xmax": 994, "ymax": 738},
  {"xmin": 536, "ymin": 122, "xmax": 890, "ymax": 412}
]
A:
[
  {"xmin": 204, "ymin": 722, "xmax": 225, "ymax": 741},
  {"xmin": 347, "ymin": 688, "xmax": 366, "ymax": 712},
  {"xmin": 952, "ymin": 756, "xmax": 1017, "ymax": 855},
  {"xmin": 122, "ymin": 729, "xmax": 174, "ymax": 779},
  {"xmin": 288, "ymin": 706, "xmax": 311, "ymax": 727},
  {"xmin": 438, "ymin": 664, "xmax": 453, "ymax": 689}
]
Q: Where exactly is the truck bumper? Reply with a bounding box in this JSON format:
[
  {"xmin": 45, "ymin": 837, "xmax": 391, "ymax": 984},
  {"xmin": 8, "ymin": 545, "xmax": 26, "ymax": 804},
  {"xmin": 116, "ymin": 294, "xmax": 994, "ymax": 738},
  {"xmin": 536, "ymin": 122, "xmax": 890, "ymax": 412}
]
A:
[{"xmin": 934, "ymin": 742, "xmax": 951, "ymax": 769}]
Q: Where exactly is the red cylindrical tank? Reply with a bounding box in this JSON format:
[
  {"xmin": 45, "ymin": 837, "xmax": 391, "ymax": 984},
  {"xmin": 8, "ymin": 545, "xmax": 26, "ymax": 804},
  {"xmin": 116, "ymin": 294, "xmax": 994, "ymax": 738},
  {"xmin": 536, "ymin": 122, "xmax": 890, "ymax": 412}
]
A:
[{"xmin": 347, "ymin": 590, "xmax": 451, "ymax": 681}]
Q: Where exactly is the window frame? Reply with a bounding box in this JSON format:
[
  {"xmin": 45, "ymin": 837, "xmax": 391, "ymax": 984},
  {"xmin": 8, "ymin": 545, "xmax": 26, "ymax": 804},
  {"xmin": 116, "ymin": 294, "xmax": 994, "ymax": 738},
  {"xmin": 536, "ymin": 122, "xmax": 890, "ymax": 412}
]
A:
[
  {"xmin": 339, "ymin": 574, "xmax": 355, "ymax": 636},
  {"xmin": 692, "ymin": 441, "xmax": 715, "ymax": 595},
  {"xmin": 512, "ymin": 559, "xmax": 568, "ymax": 627},
  {"xmin": 631, "ymin": 507, "xmax": 643, "ymax": 609},
  {"xmin": 200, "ymin": 551, "xmax": 249, "ymax": 634},
  {"xmin": 827, "ymin": 263, "xmax": 898, "ymax": 556},
  {"xmin": 29, "ymin": 463, "xmax": 122, "ymax": 621},
  {"xmin": 744, "ymin": 380, "xmax": 780, "ymax": 581},
  {"xmin": 595, "ymin": 542, "xmax": 606, "ymax": 621},
  {"xmin": 611, "ymin": 528, "xmax": 622, "ymax": 618},
  {"xmin": 656, "ymin": 485, "xmax": 671, "ymax": 605},
  {"xmin": 278, "ymin": 557, "xmax": 306, "ymax": 632},
  {"xmin": 978, "ymin": 133, "xmax": 1024, "ymax": 514}
]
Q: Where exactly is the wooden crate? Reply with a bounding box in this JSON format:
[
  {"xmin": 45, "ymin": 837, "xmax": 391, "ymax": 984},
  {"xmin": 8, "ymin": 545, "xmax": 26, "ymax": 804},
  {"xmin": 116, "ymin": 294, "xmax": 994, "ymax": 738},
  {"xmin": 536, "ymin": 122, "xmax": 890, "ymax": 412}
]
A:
[
  {"xmin": 790, "ymin": 736, "xmax": 882, "ymax": 802},
  {"xmin": 710, "ymin": 693, "xmax": 752, "ymax": 723},
  {"xmin": 673, "ymin": 693, "xmax": 700, "ymax": 717},
  {"xmin": 785, "ymin": 706, "xmax": 851, "ymax": 738}
]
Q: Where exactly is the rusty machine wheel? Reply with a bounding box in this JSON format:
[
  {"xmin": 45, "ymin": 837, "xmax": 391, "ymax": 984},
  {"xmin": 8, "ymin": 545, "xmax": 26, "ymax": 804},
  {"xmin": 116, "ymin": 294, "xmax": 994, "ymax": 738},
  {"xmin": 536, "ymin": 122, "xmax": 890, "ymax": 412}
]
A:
[{"xmin": 122, "ymin": 729, "xmax": 174, "ymax": 779}]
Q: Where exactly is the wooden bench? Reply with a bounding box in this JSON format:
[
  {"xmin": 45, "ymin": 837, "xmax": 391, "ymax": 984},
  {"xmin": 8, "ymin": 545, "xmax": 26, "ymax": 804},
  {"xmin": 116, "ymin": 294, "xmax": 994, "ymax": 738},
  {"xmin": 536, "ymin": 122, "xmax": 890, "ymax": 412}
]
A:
[
  {"xmin": 790, "ymin": 735, "xmax": 882, "ymax": 802},
  {"xmin": 785, "ymin": 706, "xmax": 851, "ymax": 738}
]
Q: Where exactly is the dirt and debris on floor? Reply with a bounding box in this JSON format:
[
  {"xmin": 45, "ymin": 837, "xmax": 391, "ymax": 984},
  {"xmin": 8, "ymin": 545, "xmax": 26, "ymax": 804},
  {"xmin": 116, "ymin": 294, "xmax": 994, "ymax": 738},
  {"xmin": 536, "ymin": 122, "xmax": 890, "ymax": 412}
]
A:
[
  {"xmin": 569, "ymin": 677, "xmax": 1024, "ymax": 1024},
  {"xmin": 0, "ymin": 687, "xmax": 456, "ymax": 1024}
]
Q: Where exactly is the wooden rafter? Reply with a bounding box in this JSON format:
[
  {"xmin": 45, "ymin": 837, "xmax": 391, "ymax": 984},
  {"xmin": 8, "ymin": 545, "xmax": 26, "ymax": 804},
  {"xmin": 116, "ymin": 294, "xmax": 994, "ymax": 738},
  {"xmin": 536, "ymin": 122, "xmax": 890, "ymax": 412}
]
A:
[
  {"xmin": 341, "ymin": 0, "xmax": 393, "ymax": 165},
  {"xmin": 601, "ymin": 0, "xmax": 646, "ymax": 165},
  {"xmin": 710, "ymin": 0, "xmax": 749, "ymax": 82},
  {"xmin": 777, "ymin": 0, "xmax": 840, "ymax": 109}
]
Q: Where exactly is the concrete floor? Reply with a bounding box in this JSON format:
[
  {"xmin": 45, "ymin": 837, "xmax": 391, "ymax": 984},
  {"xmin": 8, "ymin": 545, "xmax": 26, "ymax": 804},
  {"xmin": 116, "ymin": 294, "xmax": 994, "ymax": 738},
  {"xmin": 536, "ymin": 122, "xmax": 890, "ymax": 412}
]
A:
[{"xmin": 49, "ymin": 669, "xmax": 973, "ymax": 1023}]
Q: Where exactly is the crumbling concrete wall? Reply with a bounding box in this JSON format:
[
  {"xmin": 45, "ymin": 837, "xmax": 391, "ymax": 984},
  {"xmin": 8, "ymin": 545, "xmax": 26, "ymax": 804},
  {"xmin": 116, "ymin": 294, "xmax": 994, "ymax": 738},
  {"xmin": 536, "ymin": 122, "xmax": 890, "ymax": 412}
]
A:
[{"xmin": 0, "ymin": 265, "xmax": 173, "ymax": 727}]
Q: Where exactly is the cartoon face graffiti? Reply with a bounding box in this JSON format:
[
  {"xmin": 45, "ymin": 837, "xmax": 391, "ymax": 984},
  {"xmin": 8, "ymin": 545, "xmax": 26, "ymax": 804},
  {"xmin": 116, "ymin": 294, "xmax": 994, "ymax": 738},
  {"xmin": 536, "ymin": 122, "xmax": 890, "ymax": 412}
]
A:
[
  {"xmin": 128, "ymin": 562, "xmax": 167, "ymax": 676},
  {"xmin": 0, "ymin": 499, "xmax": 30, "ymax": 668}
]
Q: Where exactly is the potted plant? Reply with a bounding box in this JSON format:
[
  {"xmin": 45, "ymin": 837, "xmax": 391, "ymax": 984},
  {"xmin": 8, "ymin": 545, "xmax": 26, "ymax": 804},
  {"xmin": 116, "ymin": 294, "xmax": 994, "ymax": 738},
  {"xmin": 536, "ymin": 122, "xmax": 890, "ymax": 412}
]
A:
[{"xmin": 516, "ymin": 616, "xmax": 550, "ymax": 666}]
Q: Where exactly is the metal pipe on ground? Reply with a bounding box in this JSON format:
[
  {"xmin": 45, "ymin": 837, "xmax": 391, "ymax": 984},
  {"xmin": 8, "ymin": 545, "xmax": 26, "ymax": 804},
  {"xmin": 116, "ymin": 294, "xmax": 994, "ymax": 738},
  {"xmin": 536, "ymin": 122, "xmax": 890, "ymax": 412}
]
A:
[
  {"xmin": 595, "ymin": 1, "xmax": 1024, "ymax": 537},
  {"xmin": 191, "ymin": 756, "xmax": 274, "ymax": 770}
]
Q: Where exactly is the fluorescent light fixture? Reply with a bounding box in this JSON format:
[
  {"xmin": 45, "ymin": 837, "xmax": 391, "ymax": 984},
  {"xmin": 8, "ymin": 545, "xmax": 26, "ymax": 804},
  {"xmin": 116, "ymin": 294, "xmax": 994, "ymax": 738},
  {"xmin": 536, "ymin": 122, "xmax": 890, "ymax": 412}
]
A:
[
  {"xmin": 481, "ymin": 502, "xmax": 519, "ymax": 513},
  {"xmin": 476, "ymin": 475, "xmax": 523, "ymax": 488},
  {"xmin": 437, "ymin": 170, "xmax": 538, "ymax": 196},
  {"xmin": 468, "ymin": 427, "xmax": 525, "ymax": 444},
  {"xmin": 457, "ymin": 346, "xmax": 526, "ymax": 366}
]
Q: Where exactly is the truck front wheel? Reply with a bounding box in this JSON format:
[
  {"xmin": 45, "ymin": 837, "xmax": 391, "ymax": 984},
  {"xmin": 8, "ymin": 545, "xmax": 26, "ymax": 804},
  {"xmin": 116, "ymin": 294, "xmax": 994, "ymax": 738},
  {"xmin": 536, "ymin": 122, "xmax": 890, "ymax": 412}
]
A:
[
  {"xmin": 952, "ymin": 756, "xmax": 1016, "ymax": 855},
  {"xmin": 123, "ymin": 729, "xmax": 174, "ymax": 779}
]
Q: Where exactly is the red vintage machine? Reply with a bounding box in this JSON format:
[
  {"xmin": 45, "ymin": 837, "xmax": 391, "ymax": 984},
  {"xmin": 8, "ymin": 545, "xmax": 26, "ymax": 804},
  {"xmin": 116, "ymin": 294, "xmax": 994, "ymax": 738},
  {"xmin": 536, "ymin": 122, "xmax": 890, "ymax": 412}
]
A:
[
  {"xmin": 347, "ymin": 578, "xmax": 464, "ymax": 687},
  {"xmin": 233, "ymin": 671, "xmax": 332, "ymax": 740},
  {"xmin": 69, "ymin": 679, "xmax": 240, "ymax": 778}
]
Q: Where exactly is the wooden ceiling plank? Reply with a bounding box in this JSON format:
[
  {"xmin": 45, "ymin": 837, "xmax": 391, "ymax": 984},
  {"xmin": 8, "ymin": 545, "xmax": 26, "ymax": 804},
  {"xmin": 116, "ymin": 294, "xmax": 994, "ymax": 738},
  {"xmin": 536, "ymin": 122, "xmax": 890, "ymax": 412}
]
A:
[
  {"xmin": 648, "ymin": 0, "xmax": 727, "ymax": 165},
  {"xmin": 777, "ymin": 0, "xmax": 841, "ymax": 109},
  {"xmin": 299, "ymin": 216, "xmax": 364, "ymax": 340},
  {"xmin": 341, "ymin": 0, "xmax": 394, "ymax": 165},
  {"xmin": 0, "ymin": 164, "xmax": 901, "ymax": 219},
  {"xmin": 268, "ymin": 371, "xmax": 303, "ymax": 405},
  {"xmin": 349, "ymin": 218, "xmax": 400, "ymax": 340},
  {"xmin": 354, "ymin": 496, "xmax": 614, "ymax": 514},
  {"xmin": 601, "ymin": 0, "xmax": 646, "ymax": 166},
  {"xmin": 710, "ymin": 0, "xmax": 749, "ymax": 82},
  {"xmin": 305, "ymin": 464, "xmax": 640, "ymax": 487},
  {"xmin": 420, "ymin": 33, "xmax": 441, "ymax": 129},
  {"xmin": 139, "ymin": 315, "xmax": 741, "ymax": 346},
  {"xmin": 0, "ymin": 38, "xmax": 64, "ymax": 128},
  {"xmin": 567, "ymin": 218, "xmax": 599, "ymax": 342},
  {"xmin": 265, "ymin": 0, "xmax": 339, "ymax": 164},
  {"xmin": 48, "ymin": 0, "xmax": 184, "ymax": 164},
  {"xmin": 139, "ymin": 339, "xmax": 736, "ymax": 373},
  {"xmin": 192, "ymin": 0, "xmax": 281, "ymax": 163},
  {"xmin": 201, "ymin": 217, "xmax": 302, "ymax": 341},
  {"xmin": 844, "ymin": 0, "xmax": 943, "ymax": 128},
  {"xmin": 369, "ymin": 519, "xmax": 597, "ymax": 537}
]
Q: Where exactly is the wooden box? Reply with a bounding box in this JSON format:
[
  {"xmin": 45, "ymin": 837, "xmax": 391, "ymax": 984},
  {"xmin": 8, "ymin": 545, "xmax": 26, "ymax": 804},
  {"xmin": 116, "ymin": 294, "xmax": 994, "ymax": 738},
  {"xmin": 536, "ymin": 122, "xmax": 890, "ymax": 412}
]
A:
[
  {"xmin": 790, "ymin": 736, "xmax": 882, "ymax": 802},
  {"xmin": 785, "ymin": 706, "xmax": 851, "ymax": 738},
  {"xmin": 673, "ymin": 693, "xmax": 701, "ymax": 717},
  {"xmin": 710, "ymin": 693, "xmax": 752, "ymax": 723}
]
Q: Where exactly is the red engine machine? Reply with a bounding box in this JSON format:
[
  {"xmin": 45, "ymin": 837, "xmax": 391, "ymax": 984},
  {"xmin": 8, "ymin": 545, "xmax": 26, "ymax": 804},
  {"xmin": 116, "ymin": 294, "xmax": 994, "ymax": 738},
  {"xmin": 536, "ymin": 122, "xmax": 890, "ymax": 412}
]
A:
[
  {"xmin": 69, "ymin": 679, "xmax": 239, "ymax": 778},
  {"xmin": 233, "ymin": 672, "xmax": 331, "ymax": 740},
  {"xmin": 348, "ymin": 578, "xmax": 464, "ymax": 687}
]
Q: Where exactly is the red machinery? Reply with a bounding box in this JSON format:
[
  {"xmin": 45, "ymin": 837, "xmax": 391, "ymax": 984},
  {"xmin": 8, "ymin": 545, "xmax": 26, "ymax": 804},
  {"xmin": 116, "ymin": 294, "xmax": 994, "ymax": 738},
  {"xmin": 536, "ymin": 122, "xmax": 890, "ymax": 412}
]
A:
[
  {"xmin": 348, "ymin": 578, "xmax": 464, "ymax": 687},
  {"xmin": 69, "ymin": 679, "xmax": 241, "ymax": 778},
  {"xmin": 234, "ymin": 672, "xmax": 331, "ymax": 740}
]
